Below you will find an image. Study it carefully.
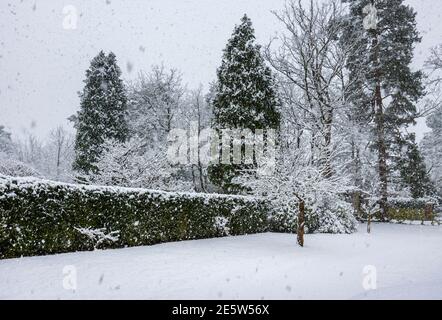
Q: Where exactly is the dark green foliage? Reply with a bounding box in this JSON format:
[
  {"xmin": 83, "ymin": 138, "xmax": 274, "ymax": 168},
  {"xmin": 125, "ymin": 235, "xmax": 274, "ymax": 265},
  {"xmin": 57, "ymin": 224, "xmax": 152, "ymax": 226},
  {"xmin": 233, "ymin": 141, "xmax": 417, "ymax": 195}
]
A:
[
  {"xmin": 0, "ymin": 176, "xmax": 268, "ymax": 259},
  {"xmin": 343, "ymin": 0, "xmax": 424, "ymax": 130},
  {"xmin": 73, "ymin": 51, "xmax": 129, "ymax": 175},
  {"xmin": 387, "ymin": 208, "xmax": 433, "ymax": 222},
  {"xmin": 398, "ymin": 134, "xmax": 435, "ymax": 198},
  {"xmin": 209, "ymin": 15, "xmax": 281, "ymax": 193},
  {"xmin": 208, "ymin": 163, "xmax": 255, "ymax": 194},
  {"xmin": 342, "ymin": 0, "xmax": 426, "ymax": 207},
  {"xmin": 0, "ymin": 174, "xmax": 361, "ymax": 259},
  {"xmin": 388, "ymin": 197, "xmax": 438, "ymax": 223},
  {"xmin": 360, "ymin": 197, "xmax": 438, "ymax": 222}
]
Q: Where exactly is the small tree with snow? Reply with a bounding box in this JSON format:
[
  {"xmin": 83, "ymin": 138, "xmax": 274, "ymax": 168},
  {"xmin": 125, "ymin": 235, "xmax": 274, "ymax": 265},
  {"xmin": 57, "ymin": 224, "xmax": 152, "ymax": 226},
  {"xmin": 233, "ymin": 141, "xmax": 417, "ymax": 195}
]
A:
[
  {"xmin": 235, "ymin": 140, "xmax": 357, "ymax": 247},
  {"xmin": 84, "ymin": 137, "xmax": 192, "ymax": 192}
]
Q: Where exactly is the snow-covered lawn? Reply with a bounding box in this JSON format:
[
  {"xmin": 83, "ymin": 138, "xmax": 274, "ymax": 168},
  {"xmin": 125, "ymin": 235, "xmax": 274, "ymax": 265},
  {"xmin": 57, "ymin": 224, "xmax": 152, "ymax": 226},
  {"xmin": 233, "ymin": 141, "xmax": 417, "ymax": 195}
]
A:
[{"xmin": 0, "ymin": 223, "xmax": 441, "ymax": 300}]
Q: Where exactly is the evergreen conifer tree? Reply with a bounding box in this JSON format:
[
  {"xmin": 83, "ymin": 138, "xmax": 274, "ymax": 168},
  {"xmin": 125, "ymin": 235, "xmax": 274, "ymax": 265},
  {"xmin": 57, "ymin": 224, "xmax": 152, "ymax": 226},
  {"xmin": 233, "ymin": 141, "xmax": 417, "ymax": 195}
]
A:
[
  {"xmin": 209, "ymin": 15, "xmax": 281, "ymax": 193},
  {"xmin": 73, "ymin": 51, "xmax": 129, "ymax": 175},
  {"xmin": 399, "ymin": 134, "xmax": 434, "ymax": 198},
  {"xmin": 342, "ymin": 0, "xmax": 425, "ymax": 218}
]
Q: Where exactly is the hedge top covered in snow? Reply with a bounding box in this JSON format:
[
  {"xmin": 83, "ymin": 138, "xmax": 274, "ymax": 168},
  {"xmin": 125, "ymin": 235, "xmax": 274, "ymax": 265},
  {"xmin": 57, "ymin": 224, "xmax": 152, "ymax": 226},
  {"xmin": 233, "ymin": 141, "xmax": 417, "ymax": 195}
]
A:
[
  {"xmin": 0, "ymin": 174, "xmax": 269, "ymax": 259},
  {"xmin": 0, "ymin": 174, "xmax": 262, "ymax": 203}
]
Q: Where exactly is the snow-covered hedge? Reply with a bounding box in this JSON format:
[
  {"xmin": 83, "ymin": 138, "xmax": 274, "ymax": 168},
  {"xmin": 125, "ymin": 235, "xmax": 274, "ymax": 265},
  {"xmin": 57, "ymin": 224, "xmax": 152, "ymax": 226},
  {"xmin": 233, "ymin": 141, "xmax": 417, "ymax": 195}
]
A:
[
  {"xmin": 0, "ymin": 175, "xmax": 268, "ymax": 259},
  {"xmin": 387, "ymin": 197, "xmax": 438, "ymax": 222},
  {"xmin": 356, "ymin": 197, "xmax": 439, "ymax": 222}
]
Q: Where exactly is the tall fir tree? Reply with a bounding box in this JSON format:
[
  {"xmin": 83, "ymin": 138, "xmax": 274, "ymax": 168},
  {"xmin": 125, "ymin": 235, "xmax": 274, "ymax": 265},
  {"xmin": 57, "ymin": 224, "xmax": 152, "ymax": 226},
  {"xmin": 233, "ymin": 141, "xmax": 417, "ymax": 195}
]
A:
[
  {"xmin": 73, "ymin": 51, "xmax": 129, "ymax": 175},
  {"xmin": 398, "ymin": 134, "xmax": 434, "ymax": 199},
  {"xmin": 342, "ymin": 0, "xmax": 425, "ymax": 218},
  {"xmin": 208, "ymin": 15, "xmax": 281, "ymax": 194}
]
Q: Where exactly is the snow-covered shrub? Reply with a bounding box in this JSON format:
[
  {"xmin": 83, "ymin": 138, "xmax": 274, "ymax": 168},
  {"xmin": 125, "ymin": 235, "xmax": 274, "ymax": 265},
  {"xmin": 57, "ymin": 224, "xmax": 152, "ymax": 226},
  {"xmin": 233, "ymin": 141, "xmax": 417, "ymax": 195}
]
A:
[
  {"xmin": 214, "ymin": 216, "xmax": 230, "ymax": 236},
  {"xmin": 268, "ymin": 199, "xmax": 357, "ymax": 234},
  {"xmin": 0, "ymin": 175, "xmax": 268, "ymax": 259},
  {"xmin": 0, "ymin": 152, "xmax": 42, "ymax": 178},
  {"xmin": 309, "ymin": 201, "xmax": 356, "ymax": 234},
  {"xmin": 235, "ymin": 146, "xmax": 358, "ymax": 235},
  {"xmin": 74, "ymin": 227, "xmax": 120, "ymax": 250},
  {"xmin": 84, "ymin": 137, "xmax": 192, "ymax": 192}
]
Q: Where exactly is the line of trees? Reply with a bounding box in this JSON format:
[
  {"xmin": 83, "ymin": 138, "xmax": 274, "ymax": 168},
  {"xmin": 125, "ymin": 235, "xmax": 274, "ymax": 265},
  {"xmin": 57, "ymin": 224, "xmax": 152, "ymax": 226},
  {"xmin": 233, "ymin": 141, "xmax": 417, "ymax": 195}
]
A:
[
  {"xmin": 1, "ymin": 0, "xmax": 440, "ymax": 239},
  {"xmin": 0, "ymin": 125, "xmax": 74, "ymax": 181}
]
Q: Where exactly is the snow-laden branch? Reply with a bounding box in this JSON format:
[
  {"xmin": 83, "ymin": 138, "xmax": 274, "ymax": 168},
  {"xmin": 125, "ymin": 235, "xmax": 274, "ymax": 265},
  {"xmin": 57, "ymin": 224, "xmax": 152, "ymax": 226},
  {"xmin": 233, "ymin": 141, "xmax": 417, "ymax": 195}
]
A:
[{"xmin": 74, "ymin": 227, "xmax": 120, "ymax": 250}]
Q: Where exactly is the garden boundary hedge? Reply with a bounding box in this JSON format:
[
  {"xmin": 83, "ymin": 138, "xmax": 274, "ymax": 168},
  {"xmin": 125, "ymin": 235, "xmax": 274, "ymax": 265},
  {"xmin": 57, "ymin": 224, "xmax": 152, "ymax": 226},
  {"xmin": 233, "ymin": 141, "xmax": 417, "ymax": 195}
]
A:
[{"xmin": 0, "ymin": 175, "xmax": 269, "ymax": 259}]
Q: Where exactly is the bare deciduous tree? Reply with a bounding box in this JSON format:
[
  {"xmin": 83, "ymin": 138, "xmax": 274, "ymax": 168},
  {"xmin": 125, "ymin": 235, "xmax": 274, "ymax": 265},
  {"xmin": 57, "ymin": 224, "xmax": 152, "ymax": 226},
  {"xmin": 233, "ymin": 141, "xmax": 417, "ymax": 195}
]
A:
[
  {"xmin": 179, "ymin": 85, "xmax": 214, "ymax": 192},
  {"xmin": 128, "ymin": 66, "xmax": 184, "ymax": 144},
  {"xmin": 265, "ymin": 0, "xmax": 358, "ymax": 178}
]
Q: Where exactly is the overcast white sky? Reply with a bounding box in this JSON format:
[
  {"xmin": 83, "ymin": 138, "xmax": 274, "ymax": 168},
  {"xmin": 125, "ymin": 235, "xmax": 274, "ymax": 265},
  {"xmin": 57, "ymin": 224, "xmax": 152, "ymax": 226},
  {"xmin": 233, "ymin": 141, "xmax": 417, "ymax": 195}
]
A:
[{"xmin": 1, "ymin": 0, "xmax": 441, "ymax": 141}]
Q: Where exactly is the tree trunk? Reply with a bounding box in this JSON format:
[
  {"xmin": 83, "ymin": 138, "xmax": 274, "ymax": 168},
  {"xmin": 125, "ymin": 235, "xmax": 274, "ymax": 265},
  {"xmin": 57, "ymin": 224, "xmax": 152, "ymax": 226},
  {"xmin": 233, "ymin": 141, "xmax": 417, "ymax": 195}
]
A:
[
  {"xmin": 297, "ymin": 197, "xmax": 305, "ymax": 247},
  {"xmin": 191, "ymin": 165, "xmax": 197, "ymax": 190},
  {"xmin": 353, "ymin": 191, "xmax": 362, "ymax": 219},
  {"xmin": 367, "ymin": 213, "xmax": 372, "ymax": 234},
  {"xmin": 371, "ymin": 26, "xmax": 389, "ymax": 221},
  {"xmin": 351, "ymin": 144, "xmax": 363, "ymax": 218},
  {"xmin": 56, "ymin": 142, "xmax": 62, "ymax": 180},
  {"xmin": 375, "ymin": 83, "xmax": 388, "ymax": 220},
  {"xmin": 197, "ymin": 112, "xmax": 206, "ymax": 192},
  {"xmin": 323, "ymin": 107, "xmax": 333, "ymax": 179}
]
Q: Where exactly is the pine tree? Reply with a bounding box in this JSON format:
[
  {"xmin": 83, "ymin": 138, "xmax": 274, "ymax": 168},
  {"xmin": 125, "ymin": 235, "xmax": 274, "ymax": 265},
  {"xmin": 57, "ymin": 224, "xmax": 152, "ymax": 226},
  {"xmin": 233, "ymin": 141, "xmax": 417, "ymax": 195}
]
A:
[
  {"xmin": 73, "ymin": 51, "xmax": 129, "ymax": 175},
  {"xmin": 209, "ymin": 15, "xmax": 281, "ymax": 193},
  {"xmin": 342, "ymin": 0, "xmax": 425, "ymax": 218}
]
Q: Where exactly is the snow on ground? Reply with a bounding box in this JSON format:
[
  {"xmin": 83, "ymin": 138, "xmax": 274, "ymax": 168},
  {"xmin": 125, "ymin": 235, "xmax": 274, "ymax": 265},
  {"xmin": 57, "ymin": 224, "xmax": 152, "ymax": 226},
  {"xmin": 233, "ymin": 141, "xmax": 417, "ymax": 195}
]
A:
[{"xmin": 0, "ymin": 223, "xmax": 441, "ymax": 300}]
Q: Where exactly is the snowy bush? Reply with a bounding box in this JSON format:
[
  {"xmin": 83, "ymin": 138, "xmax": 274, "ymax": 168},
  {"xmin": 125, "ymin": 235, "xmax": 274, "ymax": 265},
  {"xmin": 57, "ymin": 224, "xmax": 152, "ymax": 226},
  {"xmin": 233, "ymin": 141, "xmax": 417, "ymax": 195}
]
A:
[
  {"xmin": 0, "ymin": 153, "xmax": 42, "ymax": 178},
  {"xmin": 235, "ymin": 145, "xmax": 358, "ymax": 235},
  {"xmin": 268, "ymin": 199, "xmax": 356, "ymax": 234},
  {"xmin": 311, "ymin": 201, "xmax": 356, "ymax": 234},
  {"xmin": 83, "ymin": 137, "xmax": 192, "ymax": 192},
  {"xmin": 0, "ymin": 175, "xmax": 268, "ymax": 259},
  {"xmin": 214, "ymin": 216, "xmax": 230, "ymax": 236},
  {"xmin": 74, "ymin": 227, "xmax": 120, "ymax": 250}
]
